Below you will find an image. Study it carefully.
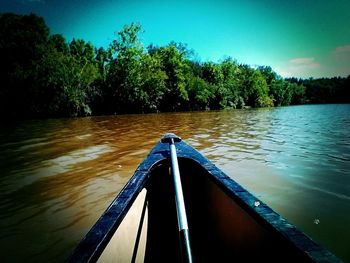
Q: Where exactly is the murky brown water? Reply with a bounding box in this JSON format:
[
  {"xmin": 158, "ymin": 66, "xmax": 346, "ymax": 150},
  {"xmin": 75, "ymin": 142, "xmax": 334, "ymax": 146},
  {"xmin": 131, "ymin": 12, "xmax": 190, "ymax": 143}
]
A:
[{"xmin": 0, "ymin": 104, "xmax": 349, "ymax": 262}]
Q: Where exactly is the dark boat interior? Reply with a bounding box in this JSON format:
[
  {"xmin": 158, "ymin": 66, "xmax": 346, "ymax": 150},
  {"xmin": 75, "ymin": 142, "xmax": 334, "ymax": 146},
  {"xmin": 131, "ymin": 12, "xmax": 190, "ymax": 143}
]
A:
[{"xmin": 144, "ymin": 157, "xmax": 315, "ymax": 263}]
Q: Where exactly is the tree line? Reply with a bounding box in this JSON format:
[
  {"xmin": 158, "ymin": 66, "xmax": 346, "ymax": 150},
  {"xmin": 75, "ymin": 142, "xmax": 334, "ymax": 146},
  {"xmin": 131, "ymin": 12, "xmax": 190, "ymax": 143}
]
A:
[{"xmin": 1, "ymin": 13, "xmax": 349, "ymax": 119}]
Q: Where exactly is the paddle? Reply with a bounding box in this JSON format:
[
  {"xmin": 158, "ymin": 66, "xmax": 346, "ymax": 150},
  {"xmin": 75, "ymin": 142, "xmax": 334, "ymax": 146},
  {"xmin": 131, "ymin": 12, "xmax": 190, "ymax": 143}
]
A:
[{"xmin": 161, "ymin": 133, "xmax": 193, "ymax": 263}]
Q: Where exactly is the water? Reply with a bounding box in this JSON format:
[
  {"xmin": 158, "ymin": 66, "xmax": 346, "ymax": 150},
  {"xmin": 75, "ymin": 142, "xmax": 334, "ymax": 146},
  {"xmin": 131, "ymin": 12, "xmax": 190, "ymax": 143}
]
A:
[{"xmin": 0, "ymin": 104, "xmax": 349, "ymax": 262}]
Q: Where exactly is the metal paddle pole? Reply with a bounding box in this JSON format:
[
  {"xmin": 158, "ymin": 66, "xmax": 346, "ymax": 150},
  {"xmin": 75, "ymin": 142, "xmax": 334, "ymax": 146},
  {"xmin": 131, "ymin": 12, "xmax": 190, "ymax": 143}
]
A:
[{"xmin": 162, "ymin": 133, "xmax": 193, "ymax": 263}]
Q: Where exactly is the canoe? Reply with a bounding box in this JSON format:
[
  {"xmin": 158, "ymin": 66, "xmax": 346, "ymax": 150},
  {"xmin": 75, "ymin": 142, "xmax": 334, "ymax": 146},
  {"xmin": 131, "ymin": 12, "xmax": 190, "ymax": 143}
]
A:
[{"xmin": 67, "ymin": 133, "xmax": 341, "ymax": 263}]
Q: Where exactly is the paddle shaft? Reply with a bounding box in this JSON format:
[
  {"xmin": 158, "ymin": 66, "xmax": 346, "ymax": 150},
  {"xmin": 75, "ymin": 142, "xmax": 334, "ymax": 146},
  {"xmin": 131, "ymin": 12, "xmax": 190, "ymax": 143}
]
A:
[{"xmin": 168, "ymin": 138, "xmax": 193, "ymax": 263}]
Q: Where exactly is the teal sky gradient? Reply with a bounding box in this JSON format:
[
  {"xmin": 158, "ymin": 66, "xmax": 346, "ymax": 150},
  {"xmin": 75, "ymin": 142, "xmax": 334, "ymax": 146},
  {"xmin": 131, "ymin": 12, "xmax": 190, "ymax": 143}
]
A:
[{"xmin": 1, "ymin": 0, "xmax": 350, "ymax": 78}]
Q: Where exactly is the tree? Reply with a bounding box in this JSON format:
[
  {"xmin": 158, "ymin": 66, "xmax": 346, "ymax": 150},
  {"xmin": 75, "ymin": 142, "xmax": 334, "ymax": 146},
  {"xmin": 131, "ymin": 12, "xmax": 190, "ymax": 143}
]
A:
[
  {"xmin": 220, "ymin": 58, "xmax": 243, "ymax": 108},
  {"xmin": 105, "ymin": 23, "xmax": 170, "ymax": 113},
  {"xmin": 105, "ymin": 23, "xmax": 145, "ymax": 113},
  {"xmin": 95, "ymin": 47, "xmax": 110, "ymax": 79},
  {"xmin": 290, "ymin": 82, "xmax": 306, "ymax": 105},
  {"xmin": 156, "ymin": 44, "xmax": 190, "ymax": 111},
  {"xmin": 251, "ymin": 71, "xmax": 273, "ymax": 107},
  {"xmin": 201, "ymin": 62, "xmax": 225, "ymax": 109},
  {"xmin": 187, "ymin": 76, "xmax": 213, "ymax": 110},
  {"xmin": 49, "ymin": 34, "xmax": 69, "ymax": 54},
  {"xmin": 238, "ymin": 65, "xmax": 272, "ymax": 107},
  {"xmin": 34, "ymin": 44, "xmax": 99, "ymax": 117},
  {"xmin": 258, "ymin": 66, "xmax": 279, "ymax": 85},
  {"xmin": 0, "ymin": 13, "xmax": 50, "ymax": 118},
  {"xmin": 2, "ymin": 13, "xmax": 347, "ymax": 119},
  {"xmin": 0, "ymin": 13, "xmax": 102, "ymax": 118},
  {"xmin": 139, "ymin": 53, "xmax": 168, "ymax": 112}
]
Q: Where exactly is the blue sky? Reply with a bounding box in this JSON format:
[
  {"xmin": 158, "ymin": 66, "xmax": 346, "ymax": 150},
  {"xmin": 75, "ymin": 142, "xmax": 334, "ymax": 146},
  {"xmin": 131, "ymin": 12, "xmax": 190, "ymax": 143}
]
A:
[{"xmin": 1, "ymin": 0, "xmax": 350, "ymax": 78}]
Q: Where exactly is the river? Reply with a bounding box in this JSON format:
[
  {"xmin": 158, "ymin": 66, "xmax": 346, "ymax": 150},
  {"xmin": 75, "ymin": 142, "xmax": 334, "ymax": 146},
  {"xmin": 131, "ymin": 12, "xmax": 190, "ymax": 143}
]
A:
[{"xmin": 0, "ymin": 104, "xmax": 349, "ymax": 262}]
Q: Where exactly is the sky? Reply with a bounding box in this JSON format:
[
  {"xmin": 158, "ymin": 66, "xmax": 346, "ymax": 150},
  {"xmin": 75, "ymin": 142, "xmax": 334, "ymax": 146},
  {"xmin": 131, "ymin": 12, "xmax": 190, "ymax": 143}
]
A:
[{"xmin": 1, "ymin": 0, "xmax": 350, "ymax": 78}]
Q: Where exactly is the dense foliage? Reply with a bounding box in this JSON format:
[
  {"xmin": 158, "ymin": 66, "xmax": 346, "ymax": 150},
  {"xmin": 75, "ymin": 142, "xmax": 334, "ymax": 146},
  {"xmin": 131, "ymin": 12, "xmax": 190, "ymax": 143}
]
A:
[{"xmin": 1, "ymin": 13, "xmax": 349, "ymax": 119}]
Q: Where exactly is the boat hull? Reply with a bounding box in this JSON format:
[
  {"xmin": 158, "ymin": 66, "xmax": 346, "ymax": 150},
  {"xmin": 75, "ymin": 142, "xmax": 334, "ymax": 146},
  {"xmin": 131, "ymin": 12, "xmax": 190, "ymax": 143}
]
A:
[{"xmin": 67, "ymin": 137, "xmax": 341, "ymax": 263}]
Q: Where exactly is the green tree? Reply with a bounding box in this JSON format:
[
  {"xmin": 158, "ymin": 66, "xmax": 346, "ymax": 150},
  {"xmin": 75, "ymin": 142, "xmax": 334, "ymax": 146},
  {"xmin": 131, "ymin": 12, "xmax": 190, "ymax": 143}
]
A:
[
  {"xmin": 269, "ymin": 79, "xmax": 298, "ymax": 106},
  {"xmin": 95, "ymin": 47, "xmax": 110, "ymax": 79},
  {"xmin": 0, "ymin": 13, "xmax": 101, "ymax": 118},
  {"xmin": 35, "ymin": 45, "xmax": 99, "ymax": 117},
  {"xmin": 289, "ymin": 82, "xmax": 306, "ymax": 105},
  {"xmin": 140, "ymin": 53, "xmax": 168, "ymax": 112},
  {"xmin": 106, "ymin": 23, "xmax": 144, "ymax": 113},
  {"xmin": 0, "ymin": 13, "xmax": 50, "ymax": 118},
  {"xmin": 187, "ymin": 76, "xmax": 213, "ymax": 110},
  {"xmin": 156, "ymin": 44, "xmax": 190, "ymax": 111},
  {"xmin": 4, "ymin": 13, "xmax": 348, "ymax": 119},
  {"xmin": 106, "ymin": 23, "xmax": 169, "ymax": 113},
  {"xmin": 46, "ymin": 38, "xmax": 100, "ymax": 116},
  {"xmin": 238, "ymin": 65, "xmax": 272, "ymax": 107},
  {"xmin": 220, "ymin": 58, "xmax": 243, "ymax": 108},
  {"xmin": 201, "ymin": 62, "xmax": 226, "ymax": 109},
  {"xmin": 258, "ymin": 66, "xmax": 279, "ymax": 85},
  {"xmin": 49, "ymin": 34, "xmax": 69, "ymax": 54}
]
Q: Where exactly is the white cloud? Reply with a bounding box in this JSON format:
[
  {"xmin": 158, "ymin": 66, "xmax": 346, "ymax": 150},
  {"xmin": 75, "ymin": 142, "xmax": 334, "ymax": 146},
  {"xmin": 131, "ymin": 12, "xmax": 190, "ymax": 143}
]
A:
[
  {"xmin": 334, "ymin": 45, "xmax": 350, "ymax": 53},
  {"xmin": 289, "ymin": 57, "xmax": 315, "ymax": 64},
  {"xmin": 332, "ymin": 46, "xmax": 350, "ymax": 77},
  {"xmin": 277, "ymin": 57, "xmax": 320, "ymax": 78},
  {"xmin": 276, "ymin": 48, "xmax": 350, "ymax": 78}
]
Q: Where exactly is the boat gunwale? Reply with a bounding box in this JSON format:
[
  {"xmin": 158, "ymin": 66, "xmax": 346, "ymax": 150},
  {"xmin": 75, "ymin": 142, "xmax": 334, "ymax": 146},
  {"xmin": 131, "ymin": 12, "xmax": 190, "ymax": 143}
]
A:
[
  {"xmin": 66, "ymin": 141, "xmax": 169, "ymax": 263},
  {"xmin": 66, "ymin": 138, "xmax": 341, "ymax": 263}
]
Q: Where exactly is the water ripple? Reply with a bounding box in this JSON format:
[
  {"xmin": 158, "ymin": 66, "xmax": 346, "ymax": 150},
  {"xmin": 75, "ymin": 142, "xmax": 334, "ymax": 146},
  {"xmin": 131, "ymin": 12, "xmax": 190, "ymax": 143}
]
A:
[{"xmin": 0, "ymin": 105, "xmax": 349, "ymax": 262}]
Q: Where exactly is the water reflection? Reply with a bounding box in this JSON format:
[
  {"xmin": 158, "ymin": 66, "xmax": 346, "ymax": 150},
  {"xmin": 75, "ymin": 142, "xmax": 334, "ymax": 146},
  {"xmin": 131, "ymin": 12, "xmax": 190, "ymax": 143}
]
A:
[{"xmin": 0, "ymin": 104, "xmax": 349, "ymax": 262}]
